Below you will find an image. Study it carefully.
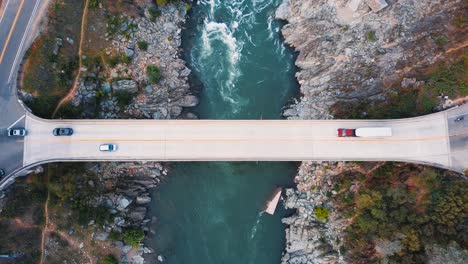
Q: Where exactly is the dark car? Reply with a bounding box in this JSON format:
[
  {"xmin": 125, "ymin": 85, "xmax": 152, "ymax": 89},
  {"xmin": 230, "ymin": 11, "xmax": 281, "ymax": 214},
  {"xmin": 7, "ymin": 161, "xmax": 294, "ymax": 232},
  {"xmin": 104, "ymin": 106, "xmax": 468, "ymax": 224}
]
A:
[
  {"xmin": 337, "ymin": 128, "xmax": 356, "ymax": 137},
  {"xmin": 455, "ymin": 116, "xmax": 464, "ymax": 122},
  {"xmin": 0, "ymin": 169, "xmax": 5, "ymax": 178},
  {"xmin": 53, "ymin": 128, "xmax": 74, "ymax": 136}
]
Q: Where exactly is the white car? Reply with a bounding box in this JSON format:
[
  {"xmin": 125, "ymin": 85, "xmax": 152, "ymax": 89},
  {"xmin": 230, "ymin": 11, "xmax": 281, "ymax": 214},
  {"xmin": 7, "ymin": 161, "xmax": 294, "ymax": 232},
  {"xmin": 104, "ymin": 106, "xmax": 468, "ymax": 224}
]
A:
[
  {"xmin": 100, "ymin": 144, "xmax": 117, "ymax": 152},
  {"xmin": 8, "ymin": 128, "xmax": 27, "ymax": 137}
]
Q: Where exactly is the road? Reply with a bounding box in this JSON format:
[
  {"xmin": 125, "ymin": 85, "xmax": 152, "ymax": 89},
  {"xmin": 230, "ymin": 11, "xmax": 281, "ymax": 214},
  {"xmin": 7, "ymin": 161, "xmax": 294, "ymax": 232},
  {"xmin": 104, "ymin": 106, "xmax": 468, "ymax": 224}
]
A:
[
  {"xmin": 0, "ymin": 0, "xmax": 44, "ymax": 177},
  {"xmin": 22, "ymin": 104, "xmax": 467, "ymax": 173}
]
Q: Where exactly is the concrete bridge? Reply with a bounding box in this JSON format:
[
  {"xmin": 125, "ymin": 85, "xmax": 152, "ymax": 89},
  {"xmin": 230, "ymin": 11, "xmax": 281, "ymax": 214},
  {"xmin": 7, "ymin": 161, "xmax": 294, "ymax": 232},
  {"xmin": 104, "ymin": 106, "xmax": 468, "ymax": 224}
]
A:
[{"xmin": 0, "ymin": 0, "xmax": 467, "ymax": 189}]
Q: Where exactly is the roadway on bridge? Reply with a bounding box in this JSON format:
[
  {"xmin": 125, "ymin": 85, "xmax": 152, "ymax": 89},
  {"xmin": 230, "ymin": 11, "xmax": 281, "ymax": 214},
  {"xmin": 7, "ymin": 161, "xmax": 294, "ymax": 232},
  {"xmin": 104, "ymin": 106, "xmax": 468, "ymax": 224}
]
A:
[{"xmin": 22, "ymin": 104, "xmax": 468, "ymax": 173}]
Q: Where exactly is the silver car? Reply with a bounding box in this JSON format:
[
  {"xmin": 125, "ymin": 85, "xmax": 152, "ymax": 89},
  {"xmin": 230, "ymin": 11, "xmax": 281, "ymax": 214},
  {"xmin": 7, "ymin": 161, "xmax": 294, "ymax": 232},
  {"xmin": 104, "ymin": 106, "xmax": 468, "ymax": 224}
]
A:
[{"xmin": 100, "ymin": 144, "xmax": 117, "ymax": 152}]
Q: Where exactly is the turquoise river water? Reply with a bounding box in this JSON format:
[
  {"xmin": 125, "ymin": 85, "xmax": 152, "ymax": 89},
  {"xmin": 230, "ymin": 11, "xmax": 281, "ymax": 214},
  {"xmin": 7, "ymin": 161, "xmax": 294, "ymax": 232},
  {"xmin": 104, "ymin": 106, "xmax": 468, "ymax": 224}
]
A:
[{"xmin": 150, "ymin": 0, "xmax": 299, "ymax": 263}]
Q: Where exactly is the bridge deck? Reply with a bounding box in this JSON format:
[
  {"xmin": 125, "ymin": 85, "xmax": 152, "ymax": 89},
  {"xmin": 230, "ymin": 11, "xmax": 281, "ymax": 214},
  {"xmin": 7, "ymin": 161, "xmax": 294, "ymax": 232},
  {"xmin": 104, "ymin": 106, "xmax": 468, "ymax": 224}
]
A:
[{"xmin": 22, "ymin": 107, "xmax": 463, "ymax": 172}]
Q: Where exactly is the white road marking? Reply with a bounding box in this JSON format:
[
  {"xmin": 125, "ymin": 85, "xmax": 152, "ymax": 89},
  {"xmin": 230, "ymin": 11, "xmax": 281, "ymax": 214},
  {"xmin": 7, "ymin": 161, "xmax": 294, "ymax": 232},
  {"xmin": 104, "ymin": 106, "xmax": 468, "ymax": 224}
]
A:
[
  {"xmin": 7, "ymin": 114, "xmax": 24, "ymax": 129},
  {"xmin": 0, "ymin": 0, "xmax": 12, "ymax": 27},
  {"xmin": 448, "ymin": 113, "xmax": 467, "ymax": 119},
  {"xmin": 8, "ymin": 0, "xmax": 41, "ymax": 82}
]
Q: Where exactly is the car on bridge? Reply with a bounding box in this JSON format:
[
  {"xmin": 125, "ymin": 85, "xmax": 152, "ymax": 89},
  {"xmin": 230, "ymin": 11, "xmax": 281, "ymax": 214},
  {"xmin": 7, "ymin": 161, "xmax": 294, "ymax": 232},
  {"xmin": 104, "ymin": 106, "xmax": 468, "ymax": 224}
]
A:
[
  {"xmin": 53, "ymin": 128, "xmax": 74, "ymax": 136},
  {"xmin": 8, "ymin": 128, "xmax": 26, "ymax": 137},
  {"xmin": 100, "ymin": 144, "xmax": 117, "ymax": 152},
  {"xmin": 0, "ymin": 169, "xmax": 4, "ymax": 179}
]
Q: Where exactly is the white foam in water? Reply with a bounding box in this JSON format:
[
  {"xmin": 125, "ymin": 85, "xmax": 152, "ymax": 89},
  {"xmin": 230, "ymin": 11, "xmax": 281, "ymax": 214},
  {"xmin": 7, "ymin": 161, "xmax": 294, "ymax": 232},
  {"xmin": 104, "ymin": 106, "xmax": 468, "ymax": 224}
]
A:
[
  {"xmin": 250, "ymin": 212, "xmax": 264, "ymax": 240},
  {"xmin": 197, "ymin": 2, "xmax": 248, "ymax": 111}
]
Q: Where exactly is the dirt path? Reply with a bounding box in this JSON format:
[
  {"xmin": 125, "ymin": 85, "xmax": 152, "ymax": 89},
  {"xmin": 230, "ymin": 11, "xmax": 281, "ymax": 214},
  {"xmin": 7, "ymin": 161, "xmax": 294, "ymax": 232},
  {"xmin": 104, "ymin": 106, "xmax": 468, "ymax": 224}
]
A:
[
  {"xmin": 39, "ymin": 190, "xmax": 50, "ymax": 264},
  {"xmin": 52, "ymin": 0, "xmax": 90, "ymax": 117}
]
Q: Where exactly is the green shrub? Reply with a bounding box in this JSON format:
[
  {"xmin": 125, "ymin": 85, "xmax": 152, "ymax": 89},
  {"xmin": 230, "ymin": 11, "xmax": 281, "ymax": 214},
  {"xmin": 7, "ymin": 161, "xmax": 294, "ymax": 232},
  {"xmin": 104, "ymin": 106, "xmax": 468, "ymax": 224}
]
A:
[
  {"xmin": 156, "ymin": 0, "xmax": 168, "ymax": 5},
  {"xmin": 137, "ymin": 41, "xmax": 149, "ymax": 51},
  {"xmin": 122, "ymin": 55, "xmax": 132, "ymax": 64},
  {"xmin": 108, "ymin": 55, "xmax": 121, "ymax": 68},
  {"xmin": 123, "ymin": 228, "xmax": 145, "ymax": 248},
  {"xmin": 147, "ymin": 65, "xmax": 161, "ymax": 84},
  {"xmin": 109, "ymin": 231, "xmax": 122, "ymax": 241},
  {"xmin": 148, "ymin": 7, "xmax": 160, "ymax": 22},
  {"xmin": 366, "ymin": 31, "xmax": 376, "ymax": 42},
  {"xmin": 89, "ymin": 0, "xmax": 100, "ymax": 9},
  {"xmin": 114, "ymin": 90, "xmax": 135, "ymax": 108},
  {"xmin": 314, "ymin": 207, "xmax": 329, "ymax": 222},
  {"xmin": 435, "ymin": 36, "xmax": 447, "ymax": 46},
  {"xmin": 102, "ymin": 254, "xmax": 119, "ymax": 264}
]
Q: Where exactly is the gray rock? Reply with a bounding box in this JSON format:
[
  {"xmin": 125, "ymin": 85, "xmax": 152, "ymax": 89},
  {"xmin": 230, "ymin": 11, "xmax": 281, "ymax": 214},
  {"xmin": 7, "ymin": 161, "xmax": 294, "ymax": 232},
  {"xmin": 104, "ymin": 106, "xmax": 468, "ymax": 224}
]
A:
[
  {"xmin": 170, "ymin": 106, "xmax": 183, "ymax": 117},
  {"xmin": 122, "ymin": 245, "xmax": 132, "ymax": 254},
  {"xmin": 125, "ymin": 47, "xmax": 135, "ymax": 58},
  {"xmin": 136, "ymin": 196, "xmax": 152, "ymax": 205},
  {"xmin": 120, "ymin": 22, "xmax": 128, "ymax": 32},
  {"xmin": 112, "ymin": 80, "xmax": 138, "ymax": 93},
  {"xmin": 66, "ymin": 37, "xmax": 74, "ymax": 45},
  {"xmin": 117, "ymin": 197, "xmax": 132, "ymax": 210},
  {"xmin": 131, "ymin": 255, "xmax": 145, "ymax": 264},
  {"xmin": 145, "ymin": 85, "xmax": 153, "ymax": 93},
  {"xmin": 174, "ymin": 95, "xmax": 199, "ymax": 107},
  {"xmin": 129, "ymin": 207, "xmax": 147, "ymax": 222},
  {"xmin": 53, "ymin": 38, "xmax": 63, "ymax": 55},
  {"xmin": 159, "ymin": 108, "xmax": 168, "ymax": 118},
  {"xmin": 401, "ymin": 77, "xmax": 417, "ymax": 88},
  {"xmin": 95, "ymin": 232, "xmax": 109, "ymax": 241},
  {"xmin": 152, "ymin": 112, "xmax": 162, "ymax": 119},
  {"xmin": 180, "ymin": 68, "xmax": 191, "ymax": 77},
  {"xmin": 367, "ymin": 0, "xmax": 389, "ymax": 13},
  {"xmin": 283, "ymin": 108, "xmax": 298, "ymax": 117},
  {"xmin": 275, "ymin": 0, "xmax": 290, "ymax": 20},
  {"xmin": 114, "ymin": 216, "xmax": 126, "ymax": 227},
  {"xmin": 157, "ymin": 255, "xmax": 165, "ymax": 262},
  {"xmin": 185, "ymin": 112, "xmax": 198, "ymax": 119},
  {"xmin": 103, "ymin": 82, "xmax": 111, "ymax": 93}
]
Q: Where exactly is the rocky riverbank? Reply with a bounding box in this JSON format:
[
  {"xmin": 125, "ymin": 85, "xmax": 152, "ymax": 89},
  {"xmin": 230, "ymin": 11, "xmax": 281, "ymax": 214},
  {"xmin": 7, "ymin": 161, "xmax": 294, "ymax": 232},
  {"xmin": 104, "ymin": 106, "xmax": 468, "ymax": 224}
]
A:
[{"xmin": 276, "ymin": 0, "xmax": 467, "ymax": 263}]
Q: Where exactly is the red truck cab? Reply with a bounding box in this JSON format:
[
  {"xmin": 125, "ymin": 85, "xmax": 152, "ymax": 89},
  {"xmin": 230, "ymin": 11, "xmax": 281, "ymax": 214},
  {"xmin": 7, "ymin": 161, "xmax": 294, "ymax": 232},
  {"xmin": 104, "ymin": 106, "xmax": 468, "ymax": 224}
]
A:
[{"xmin": 337, "ymin": 128, "xmax": 356, "ymax": 137}]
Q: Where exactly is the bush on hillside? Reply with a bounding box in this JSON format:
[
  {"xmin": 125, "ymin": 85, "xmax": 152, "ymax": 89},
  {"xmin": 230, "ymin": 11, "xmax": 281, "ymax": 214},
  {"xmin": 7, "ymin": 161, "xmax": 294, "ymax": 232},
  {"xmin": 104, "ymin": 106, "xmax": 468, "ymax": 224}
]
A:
[{"xmin": 147, "ymin": 65, "xmax": 161, "ymax": 84}]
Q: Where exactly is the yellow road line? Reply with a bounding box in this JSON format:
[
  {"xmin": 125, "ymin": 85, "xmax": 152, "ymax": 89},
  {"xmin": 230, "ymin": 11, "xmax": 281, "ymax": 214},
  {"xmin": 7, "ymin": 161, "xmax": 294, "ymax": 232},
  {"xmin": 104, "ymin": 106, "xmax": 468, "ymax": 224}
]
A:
[
  {"xmin": 0, "ymin": 0, "xmax": 24, "ymax": 64},
  {"xmin": 21, "ymin": 136, "xmax": 450, "ymax": 143}
]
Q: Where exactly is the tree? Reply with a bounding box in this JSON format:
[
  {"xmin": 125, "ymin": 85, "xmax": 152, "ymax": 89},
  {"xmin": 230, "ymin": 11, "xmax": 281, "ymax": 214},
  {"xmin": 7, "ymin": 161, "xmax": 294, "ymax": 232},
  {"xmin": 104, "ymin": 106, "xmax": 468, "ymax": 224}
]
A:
[
  {"xmin": 123, "ymin": 228, "xmax": 145, "ymax": 248},
  {"xmin": 402, "ymin": 230, "xmax": 421, "ymax": 252},
  {"xmin": 314, "ymin": 207, "xmax": 329, "ymax": 222}
]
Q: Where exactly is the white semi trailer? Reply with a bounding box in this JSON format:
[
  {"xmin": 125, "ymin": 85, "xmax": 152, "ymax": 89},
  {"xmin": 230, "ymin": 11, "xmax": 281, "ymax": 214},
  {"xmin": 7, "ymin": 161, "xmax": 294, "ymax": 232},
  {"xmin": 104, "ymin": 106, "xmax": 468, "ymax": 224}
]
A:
[{"xmin": 354, "ymin": 127, "xmax": 392, "ymax": 137}]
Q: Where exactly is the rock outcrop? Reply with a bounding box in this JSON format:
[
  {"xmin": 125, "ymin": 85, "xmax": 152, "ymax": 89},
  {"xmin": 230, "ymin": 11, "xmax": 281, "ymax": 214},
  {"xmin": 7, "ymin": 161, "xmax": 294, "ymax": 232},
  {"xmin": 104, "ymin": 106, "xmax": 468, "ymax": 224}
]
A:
[
  {"xmin": 278, "ymin": 0, "xmax": 467, "ymax": 120},
  {"xmin": 281, "ymin": 162, "xmax": 349, "ymax": 264}
]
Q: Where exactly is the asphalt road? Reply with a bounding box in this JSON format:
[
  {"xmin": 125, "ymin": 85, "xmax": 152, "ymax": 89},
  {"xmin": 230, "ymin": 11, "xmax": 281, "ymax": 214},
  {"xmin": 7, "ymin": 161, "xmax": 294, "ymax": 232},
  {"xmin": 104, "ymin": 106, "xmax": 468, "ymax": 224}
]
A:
[
  {"xmin": 0, "ymin": 0, "xmax": 44, "ymax": 177},
  {"xmin": 447, "ymin": 105, "xmax": 468, "ymax": 171},
  {"xmin": 22, "ymin": 104, "xmax": 468, "ymax": 173}
]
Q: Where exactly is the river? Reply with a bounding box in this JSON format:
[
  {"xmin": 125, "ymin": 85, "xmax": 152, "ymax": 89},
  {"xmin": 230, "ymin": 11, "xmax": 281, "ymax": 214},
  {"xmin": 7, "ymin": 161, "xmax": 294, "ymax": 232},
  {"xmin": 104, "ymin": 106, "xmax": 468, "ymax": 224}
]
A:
[{"xmin": 149, "ymin": 0, "xmax": 299, "ymax": 263}]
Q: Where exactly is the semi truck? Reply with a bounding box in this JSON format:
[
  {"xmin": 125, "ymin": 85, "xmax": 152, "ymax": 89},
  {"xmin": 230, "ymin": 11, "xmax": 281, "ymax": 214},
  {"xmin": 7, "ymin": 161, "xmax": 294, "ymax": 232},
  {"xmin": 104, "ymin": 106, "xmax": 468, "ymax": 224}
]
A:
[{"xmin": 337, "ymin": 127, "xmax": 392, "ymax": 137}]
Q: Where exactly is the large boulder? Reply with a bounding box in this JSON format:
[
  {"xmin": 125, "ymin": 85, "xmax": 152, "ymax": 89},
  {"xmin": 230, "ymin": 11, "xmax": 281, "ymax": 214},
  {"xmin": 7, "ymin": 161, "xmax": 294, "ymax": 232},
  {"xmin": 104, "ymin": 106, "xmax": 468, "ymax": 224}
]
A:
[
  {"xmin": 174, "ymin": 95, "xmax": 199, "ymax": 108},
  {"xmin": 275, "ymin": 0, "xmax": 290, "ymax": 20},
  {"xmin": 117, "ymin": 197, "xmax": 132, "ymax": 211},
  {"xmin": 112, "ymin": 80, "xmax": 138, "ymax": 93},
  {"xmin": 129, "ymin": 207, "xmax": 147, "ymax": 222}
]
